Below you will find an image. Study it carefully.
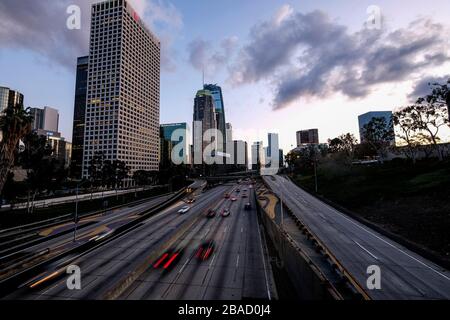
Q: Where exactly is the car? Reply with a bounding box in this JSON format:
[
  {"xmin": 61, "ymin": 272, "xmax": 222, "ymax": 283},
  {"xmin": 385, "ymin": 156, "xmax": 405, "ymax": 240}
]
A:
[
  {"xmin": 230, "ymin": 197, "xmax": 237, "ymax": 202},
  {"xmin": 236, "ymin": 189, "xmax": 241, "ymax": 193},
  {"xmin": 242, "ymin": 194, "xmax": 248, "ymax": 198},
  {"xmin": 196, "ymin": 241, "xmax": 215, "ymax": 261},
  {"xmin": 244, "ymin": 203, "xmax": 252, "ymax": 210},
  {"xmin": 206, "ymin": 209, "xmax": 216, "ymax": 218},
  {"xmin": 178, "ymin": 206, "xmax": 191, "ymax": 214},
  {"xmin": 221, "ymin": 208, "xmax": 231, "ymax": 217},
  {"xmin": 186, "ymin": 198, "xmax": 196, "ymax": 204},
  {"xmin": 153, "ymin": 250, "xmax": 183, "ymax": 270},
  {"xmin": 224, "ymin": 193, "xmax": 230, "ymax": 199}
]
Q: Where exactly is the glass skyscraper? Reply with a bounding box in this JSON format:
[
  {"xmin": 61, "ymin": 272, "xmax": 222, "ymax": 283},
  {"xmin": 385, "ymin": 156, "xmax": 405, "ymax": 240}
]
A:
[
  {"xmin": 358, "ymin": 111, "xmax": 394, "ymax": 143},
  {"xmin": 203, "ymin": 84, "xmax": 226, "ymax": 152},
  {"xmin": 71, "ymin": 56, "xmax": 89, "ymax": 179},
  {"xmin": 0, "ymin": 86, "xmax": 24, "ymax": 113},
  {"xmin": 160, "ymin": 123, "xmax": 190, "ymax": 168}
]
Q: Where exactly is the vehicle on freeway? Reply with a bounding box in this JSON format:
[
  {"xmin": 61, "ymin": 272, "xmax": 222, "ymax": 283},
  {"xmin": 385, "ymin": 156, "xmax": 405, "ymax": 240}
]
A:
[
  {"xmin": 244, "ymin": 203, "xmax": 252, "ymax": 210},
  {"xmin": 206, "ymin": 209, "xmax": 216, "ymax": 218},
  {"xmin": 242, "ymin": 194, "xmax": 248, "ymax": 198},
  {"xmin": 221, "ymin": 208, "xmax": 231, "ymax": 217},
  {"xmin": 231, "ymin": 197, "xmax": 237, "ymax": 201},
  {"xmin": 236, "ymin": 189, "xmax": 241, "ymax": 193},
  {"xmin": 178, "ymin": 206, "xmax": 191, "ymax": 214},
  {"xmin": 153, "ymin": 250, "xmax": 183, "ymax": 270},
  {"xmin": 224, "ymin": 193, "xmax": 230, "ymax": 199},
  {"xmin": 196, "ymin": 241, "xmax": 215, "ymax": 261},
  {"xmin": 186, "ymin": 198, "xmax": 196, "ymax": 204}
]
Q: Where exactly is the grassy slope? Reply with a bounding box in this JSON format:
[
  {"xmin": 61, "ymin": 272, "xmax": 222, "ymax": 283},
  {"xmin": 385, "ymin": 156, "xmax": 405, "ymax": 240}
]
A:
[{"xmin": 293, "ymin": 160, "xmax": 450, "ymax": 259}]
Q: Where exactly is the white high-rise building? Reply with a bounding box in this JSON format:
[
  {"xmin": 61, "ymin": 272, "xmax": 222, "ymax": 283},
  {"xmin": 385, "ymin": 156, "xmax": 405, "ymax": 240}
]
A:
[{"xmin": 82, "ymin": 0, "xmax": 161, "ymax": 180}]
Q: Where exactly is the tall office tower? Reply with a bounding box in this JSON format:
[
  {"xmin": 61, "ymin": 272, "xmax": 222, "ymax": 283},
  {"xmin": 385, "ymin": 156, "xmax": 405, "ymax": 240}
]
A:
[
  {"xmin": 71, "ymin": 56, "xmax": 89, "ymax": 179},
  {"xmin": 296, "ymin": 129, "xmax": 319, "ymax": 146},
  {"xmin": 160, "ymin": 123, "xmax": 191, "ymax": 169},
  {"xmin": 226, "ymin": 123, "xmax": 233, "ymax": 143},
  {"xmin": 82, "ymin": 0, "xmax": 161, "ymax": 181},
  {"xmin": 193, "ymin": 89, "xmax": 217, "ymax": 158},
  {"xmin": 230, "ymin": 140, "xmax": 248, "ymax": 171},
  {"xmin": 30, "ymin": 106, "xmax": 60, "ymax": 133},
  {"xmin": 0, "ymin": 86, "xmax": 24, "ymax": 113},
  {"xmin": 358, "ymin": 111, "xmax": 394, "ymax": 144},
  {"xmin": 203, "ymin": 84, "xmax": 226, "ymax": 151},
  {"xmin": 251, "ymin": 141, "xmax": 263, "ymax": 171}
]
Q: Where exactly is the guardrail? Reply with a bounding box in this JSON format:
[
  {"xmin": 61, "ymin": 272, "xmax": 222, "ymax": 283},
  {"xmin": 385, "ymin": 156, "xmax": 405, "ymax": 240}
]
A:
[{"xmin": 260, "ymin": 177, "xmax": 371, "ymax": 300}]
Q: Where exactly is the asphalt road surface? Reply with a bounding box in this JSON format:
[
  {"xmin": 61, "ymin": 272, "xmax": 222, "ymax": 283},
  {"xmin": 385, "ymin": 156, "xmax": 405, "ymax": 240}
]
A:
[
  {"xmin": 4, "ymin": 184, "xmax": 274, "ymax": 300},
  {"xmin": 264, "ymin": 175, "xmax": 450, "ymax": 300}
]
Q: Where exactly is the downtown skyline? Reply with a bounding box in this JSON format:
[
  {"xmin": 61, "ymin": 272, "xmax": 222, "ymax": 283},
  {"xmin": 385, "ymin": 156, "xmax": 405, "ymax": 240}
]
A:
[{"xmin": 1, "ymin": 0, "xmax": 450, "ymax": 155}]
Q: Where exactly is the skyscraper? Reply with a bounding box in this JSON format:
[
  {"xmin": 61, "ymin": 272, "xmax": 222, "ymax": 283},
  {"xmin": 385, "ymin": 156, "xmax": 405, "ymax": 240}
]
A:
[
  {"xmin": 204, "ymin": 84, "xmax": 226, "ymax": 151},
  {"xmin": 296, "ymin": 129, "xmax": 319, "ymax": 146},
  {"xmin": 193, "ymin": 89, "xmax": 217, "ymax": 159},
  {"xmin": 160, "ymin": 123, "xmax": 191, "ymax": 168},
  {"xmin": 358, "ymin": 111, "xmax": 394, "ymax": 143},
  {"xmin": 30, "ymin": 106, "xmax": 59, "ymax": 133},
  {"xmin": 0, "ymin": 86, "xmax": 24, "ymax": 113},
  {"xmin": 226, "ymin": 123, "xmax": 233, "ymax": 143},
  {"xmin": 82, "ymin": 0, "xmax": 161, "ymax": 181},
  {"xmin": 251, "ymin": 141, "xmax": 263, "ymax": 171},
  {"xmin": 71, "ymin": 56, "xmax": 89, "ymax": 179}
]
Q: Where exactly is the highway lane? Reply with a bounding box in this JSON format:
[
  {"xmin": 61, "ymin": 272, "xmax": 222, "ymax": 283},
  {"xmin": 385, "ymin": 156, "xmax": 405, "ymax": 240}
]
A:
[
  {"xmin": 120, "ymin": 186, "xmax": 273, "ymax": 300},
  {"xmin": 0, "ymin": 193, "xmax": 176, "ymax": 279},
  {"xmin": 264, "ymin": 175, "xmax": 450, "ymax": 300},
  {"xmin": 3, "ymin": 185, "xmax": 234, "ymax": 300}
]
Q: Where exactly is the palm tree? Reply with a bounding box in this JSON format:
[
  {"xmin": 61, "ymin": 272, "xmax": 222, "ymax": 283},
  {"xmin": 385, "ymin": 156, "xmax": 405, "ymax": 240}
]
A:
[{"xmin": 0, "ymin": 104, "xmax": 32, "ymax": 195}]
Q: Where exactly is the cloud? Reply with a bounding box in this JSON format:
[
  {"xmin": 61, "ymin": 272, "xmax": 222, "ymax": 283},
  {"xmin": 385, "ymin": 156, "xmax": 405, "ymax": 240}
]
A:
[
  {"xmin": 408, "ymin": 75, "xmax": 450, "ymax": 102},
  {"xmin": 229, "ymin": 7, "xmax": 450, "ymax": 110},
  {"xmin": 188, "ymin": 36, "xmax": 239, "ymax": 77},
  {"xmin": 0, "ymin": 0, "xmax": 182, "ymax": 71}
]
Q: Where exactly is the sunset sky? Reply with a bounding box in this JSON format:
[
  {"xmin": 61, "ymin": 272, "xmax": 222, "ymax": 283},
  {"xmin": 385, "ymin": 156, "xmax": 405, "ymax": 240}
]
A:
[{"xmin": 0, "ymin": 0, "xmax": 449, "ymax": 154}]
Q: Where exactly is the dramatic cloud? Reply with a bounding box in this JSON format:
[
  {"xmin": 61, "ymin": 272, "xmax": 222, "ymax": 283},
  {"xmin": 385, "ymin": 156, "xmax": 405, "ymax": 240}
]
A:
[
  {"xmin": 408, "ymin": 75, "xmax": 450, "ymax": 102},
  {"xmin": 229, "ymin": 8, "xmax": 450, "ymax": 110},
  {"xmin": 0, "ymin": 0, "xmax": 182, "ymax": 71},
  {"xmin": 188, "ymin": 36, "xmax": 238, "ymax": 77}
]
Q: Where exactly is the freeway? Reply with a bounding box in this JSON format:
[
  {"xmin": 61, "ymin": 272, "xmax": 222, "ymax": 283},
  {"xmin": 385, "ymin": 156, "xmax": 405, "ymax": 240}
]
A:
[
  {"xmin": 263, "ymin": 175, "xmax": 450, "ymax": 300},
  {"xmin": 3, "ymin": 183, "xmax": 275, "ymax": 300},
  {"xmin": 0, "ymin": 193, "xmax": 175, "ymax": 280}
]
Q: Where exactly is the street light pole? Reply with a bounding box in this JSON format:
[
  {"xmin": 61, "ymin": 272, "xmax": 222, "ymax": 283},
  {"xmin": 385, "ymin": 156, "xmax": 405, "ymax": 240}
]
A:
[{"xmin": 73, "ymin": 184, "xmax": 79, "ymax": 242}]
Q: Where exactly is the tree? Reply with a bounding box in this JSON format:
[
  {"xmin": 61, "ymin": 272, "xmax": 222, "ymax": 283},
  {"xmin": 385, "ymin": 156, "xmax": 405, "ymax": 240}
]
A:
[
  {"xmin": 421, "ymin": 78, "xmax": 450, "ymax": 118},
  {"xmin": 328, "ymin": 133, "xmax": 358, "ymax": 163},
  {"xmin": 361, "ymin": 117, "xmax": 395, "ymax": 162},
  {"xmin": 393, "ymin": 110, "xmax": 419, "ymax": 163},
  {"xmin": 0, "ymin": 104, "xmax": 32, "ymax": 194},
  {"xmin": 19, "ymin": 132, "xmax": 66, "ymax": 210},
  {"xmin": 88, "ymin": 152, "xmax": 106, "ymax": 189},
  {"xmin": 396, "ymin": 103, "xmax": 448, "ymax": 161}
]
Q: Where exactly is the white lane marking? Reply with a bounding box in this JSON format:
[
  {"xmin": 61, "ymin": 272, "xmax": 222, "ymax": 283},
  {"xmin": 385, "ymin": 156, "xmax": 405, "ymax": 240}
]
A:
[
  {"xmin": 354, "ymin": 241, "xmax": 379, "ymax": 261},
  {"xmin": 223, "ymin": 226, "xmax": 228, "ymax": 234},
  {"xmin": 241, "ymin": 227, "xmax": 244, "ymax": 233},
  {"xmin": 178, "ymin": 258, "xmax": 190, "ymax": 274},
  {"xmin": 276, "ymin": 177, "xmax": 450, "ymax": 282},
  {"xmin": 209, "ymin": 253, "xmax": 216, "ymax": 269},
  {"xmin": 236, "ymin": 254, "xmax": 240, "ymax": 268}
]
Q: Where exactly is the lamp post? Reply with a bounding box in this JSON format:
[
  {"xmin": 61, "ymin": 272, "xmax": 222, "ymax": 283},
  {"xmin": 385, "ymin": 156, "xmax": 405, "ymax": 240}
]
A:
[{"xmin": 73, "ymin": 180, "xmax": 89, "ymax": 242}]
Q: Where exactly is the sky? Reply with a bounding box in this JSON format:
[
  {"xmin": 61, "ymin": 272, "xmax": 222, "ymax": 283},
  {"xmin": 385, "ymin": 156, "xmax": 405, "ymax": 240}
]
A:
[{"xmin": 0, "ymin": 0, "xmax": 450, "ymax": 155}]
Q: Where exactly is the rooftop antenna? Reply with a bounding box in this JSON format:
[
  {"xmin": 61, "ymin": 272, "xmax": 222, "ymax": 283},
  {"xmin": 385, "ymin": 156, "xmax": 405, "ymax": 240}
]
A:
[{"xmin": 202, "ymin": 67, "xmax": 205, "ymax": 87}]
